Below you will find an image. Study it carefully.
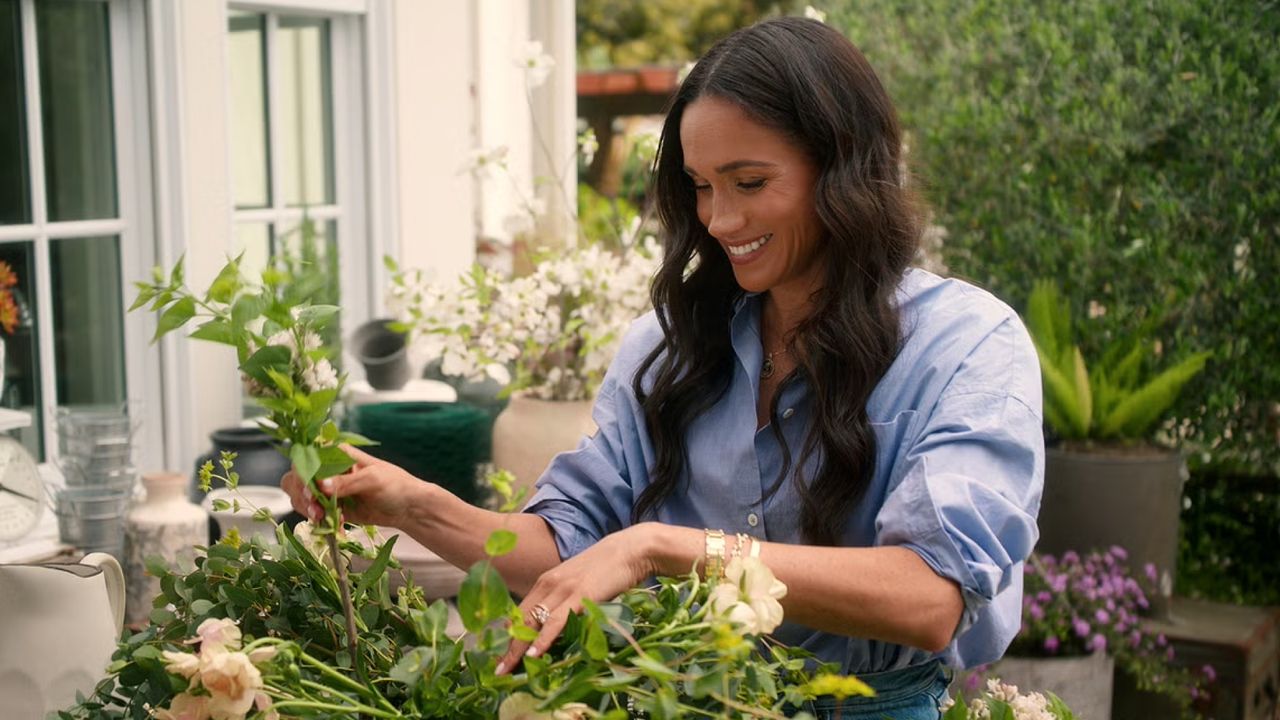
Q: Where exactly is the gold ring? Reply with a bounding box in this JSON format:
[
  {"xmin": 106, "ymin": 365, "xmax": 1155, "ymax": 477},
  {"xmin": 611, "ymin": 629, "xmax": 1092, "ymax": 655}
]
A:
[{"xmin": 530, "ymin": 604, "xmax": 551, "ymax": 626}]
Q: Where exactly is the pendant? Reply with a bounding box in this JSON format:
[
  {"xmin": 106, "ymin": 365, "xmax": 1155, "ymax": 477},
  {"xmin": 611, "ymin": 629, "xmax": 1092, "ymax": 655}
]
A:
[{"xmin": 761, "ymin": 356, "xmax": 775, "ymax": 379}]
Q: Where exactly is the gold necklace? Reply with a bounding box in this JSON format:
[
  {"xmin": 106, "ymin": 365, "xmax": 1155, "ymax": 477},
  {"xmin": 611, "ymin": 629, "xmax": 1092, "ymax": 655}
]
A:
[{"xmin": 761, "ymin": 346, "xmax": 790, "ymax": 380}]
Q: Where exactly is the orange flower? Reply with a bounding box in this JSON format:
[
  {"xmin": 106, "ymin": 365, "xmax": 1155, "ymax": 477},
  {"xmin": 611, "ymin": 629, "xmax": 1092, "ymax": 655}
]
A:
[
  {"xmin": 0, "ymin": 261, "xmax": 17, "ymax": 289},
  {"xmin": 0, "ymin": 289, "xmax": 17, "ymax": 335}
]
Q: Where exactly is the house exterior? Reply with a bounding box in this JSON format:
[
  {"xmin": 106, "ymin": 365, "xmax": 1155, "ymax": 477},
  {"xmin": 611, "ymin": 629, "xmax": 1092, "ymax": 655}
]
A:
[{"xmin": 1, "ymin": 0, "xmax": 576, "ymax": 474}]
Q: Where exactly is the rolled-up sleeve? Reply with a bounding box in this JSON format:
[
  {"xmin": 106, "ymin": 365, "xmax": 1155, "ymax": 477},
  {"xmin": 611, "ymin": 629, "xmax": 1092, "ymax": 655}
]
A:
[
  {"xmin": 522, "ymin": 352, "xmax": 654, "ymax": 561},
  {"xmin": 874, "ymin": 316, "xmax": 1045, "ymax": 657}
]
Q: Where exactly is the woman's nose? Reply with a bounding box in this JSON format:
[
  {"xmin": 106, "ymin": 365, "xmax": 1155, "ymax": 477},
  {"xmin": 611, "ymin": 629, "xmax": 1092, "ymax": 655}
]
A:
[{"xmin": 705, "ymin": 196, "xmax": 746, "ymax": 240}]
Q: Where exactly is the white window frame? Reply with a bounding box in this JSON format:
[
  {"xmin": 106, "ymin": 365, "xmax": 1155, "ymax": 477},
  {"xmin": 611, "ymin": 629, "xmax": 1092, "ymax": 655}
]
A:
[
  {"xmin": 0, "ymin": 0, "xmax": 161, "ymax": 470},
  {"xmin": 225, "ymin": 2, "xmax": 372, "ymax": 337}
]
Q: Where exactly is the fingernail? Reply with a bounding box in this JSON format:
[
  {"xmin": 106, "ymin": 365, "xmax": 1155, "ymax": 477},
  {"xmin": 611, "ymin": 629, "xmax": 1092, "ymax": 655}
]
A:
[
  {"xmin": 495, "ymin": 661, "xmax": 506, "ymax": 676},
  {"xmin": 525, "ymin": 646, "xmax": 540, "ymax": 658},
  {"xmin": 309, "ymin": 508, "xmax": 320, "ymax": 522},
  {"xmin": 302, "ymin": 487, "xmax": 313, "ymax": 501},
  {"xmin": 320, "ymin": 478, "xmax": 333, "ymax": 493}
]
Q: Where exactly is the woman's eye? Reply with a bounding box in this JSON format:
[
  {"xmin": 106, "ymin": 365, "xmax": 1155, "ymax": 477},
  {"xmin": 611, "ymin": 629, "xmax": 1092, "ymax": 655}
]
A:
[
  {"xmin": 693, "ymin": 183, "xmax": 711, "ymax": 192},
  {"xmin": 738, "ymin": 179, "xmax": 766, "ymax": 191}
]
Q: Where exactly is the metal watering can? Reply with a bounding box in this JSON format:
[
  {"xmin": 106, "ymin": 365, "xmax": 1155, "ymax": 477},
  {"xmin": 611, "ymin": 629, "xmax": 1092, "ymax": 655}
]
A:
[{"xmin": 0, "ymin": 553, "xmax": 125, "ymax": 718}]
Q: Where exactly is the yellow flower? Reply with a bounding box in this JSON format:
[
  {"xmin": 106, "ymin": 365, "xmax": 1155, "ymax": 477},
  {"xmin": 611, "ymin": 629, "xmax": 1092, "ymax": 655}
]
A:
[{"xmin": 801, "ymin": 672, "xmax": 876, "ymax": 701}]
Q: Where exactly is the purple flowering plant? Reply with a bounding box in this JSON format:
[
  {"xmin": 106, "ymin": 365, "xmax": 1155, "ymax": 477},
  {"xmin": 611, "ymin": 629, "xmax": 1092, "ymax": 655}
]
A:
[{"xmin": 1010, "ymin": 547, "xmax": 1215, "ymax": 717}]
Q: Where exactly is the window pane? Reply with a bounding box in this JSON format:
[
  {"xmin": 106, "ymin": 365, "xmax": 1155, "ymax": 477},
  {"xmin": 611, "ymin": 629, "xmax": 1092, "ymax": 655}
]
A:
[
  {"xmin": 35, "ymin": 0, "xmax": 117, "ymax": 221},
  {"xmin": 0, "ymin": 0, "xmax": 30, "ymax": 225},
  {"xmin": 275, "ymin": 218, "xmax": 340, "ymax": 352},
  {"xmin": 0, "ymin": 241, "xmax": 43, "ymax": 460},
  {"xmin": 278, "ymin": 16, "xmax": 334, "ymax": 207},
  {"xmin": 228, "ymin": 11, "xmax": 270, "ymax": 210},
  {"xmin": 50, "ymin": 236, "xmax": 126, "ymax": 412},
  {"xmin": 234, "ymin": 221, "xmax": 272, "ymax": 281}
]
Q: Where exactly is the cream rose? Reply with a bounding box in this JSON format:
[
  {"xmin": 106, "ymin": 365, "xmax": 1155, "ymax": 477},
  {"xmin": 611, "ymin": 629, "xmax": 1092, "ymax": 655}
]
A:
[
  {"xmin": 154, "ymin": 692, "xmax": 212, "ymax": 720},
  {"xmin": 194, "ymin": 617, "xmax": 242, "ymax": 655},
  {"xmin": 200, "ymin": 651, "xmax": 263, "ymax": 720},
  {"xmin": 707, "ymin": 556, "xmax": 788, "ymax": 635}
]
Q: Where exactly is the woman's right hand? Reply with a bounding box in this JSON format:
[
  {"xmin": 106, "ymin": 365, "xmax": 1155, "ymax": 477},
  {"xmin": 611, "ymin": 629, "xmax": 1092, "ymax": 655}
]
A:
[{"xmin": 280, "ymin": 444, "xmax": 431, "ymax": 529}]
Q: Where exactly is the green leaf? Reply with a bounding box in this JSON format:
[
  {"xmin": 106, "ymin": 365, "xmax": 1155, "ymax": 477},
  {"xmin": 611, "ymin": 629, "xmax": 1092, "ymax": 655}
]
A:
[
  {"xmin": 315, "ymin": 444, "xmax": 357, "ymax": 480},
  {"xmin": 1069, "ymin": 347, "xmax": 1093, "ymax": 431},
  {"xmin": 128, "ymin": 285, "xmax": 156, "ymax": 312},
  {"xmin": 189, "ymin": 319, "xmax": 237, "ymax": 346},
  {"xmin": 1098, "ymin": 351, "xmax": 1211, "ymax": 438},
  {"xmin": 584, "ymin": 621, "xmax": 608, "ymax": 660},
  {"xmin": 241, "ymin": 345, "xmax": 291, "ymax": 385},
  {"xmin": 354, "ymin": 535, "xmax": 398, "ymax": 601},
  {"xmin": 206, "ymin": 258, "xmax": 242, "ymax": 304},
  {"xmin": 231, "ymin": 293, "xmax": 266, "ymax": 328},
  {"xmin": 412, "ymin": 600, "xmax": 452, "ymax": 644},
  {"xmin": 291, "ymin": 444, "xmax": 322, "ymax": 483},
  {"xmin": 457, "ymin": 561, "xmax": 512, "ymax": 633},
  {"xmin": 168, "ymin": 256, "xmax": 185, "ymax": 287},
  {"xmin": 483, "ymin": 529, "xmax": 518, "ymax": 558},
  {"xmin": 294, "ymin": 304, "xmax": 340, "ymax": 327},
  {"xmin": 189, "ymin": 599, "xmax": 215, "ymax": 616},
  {"xmin": 1034, "ymin": 340, "xmax": 1089, "ymax": 439},
  {"xmin": 154, "ymin": 296, "xmax": 196, "ymax": 341}
]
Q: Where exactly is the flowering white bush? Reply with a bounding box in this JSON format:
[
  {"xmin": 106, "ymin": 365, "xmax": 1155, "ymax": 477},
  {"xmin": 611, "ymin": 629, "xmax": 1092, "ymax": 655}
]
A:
[
  {"xmin": 388, "ymin": 235, "xmax": 659, "ymax": 402},
  {"xmin": 943, "ymin": 678, "xmax": 1075, "ymax": 720},
  {"xmin": 154, "ymin": 618, "xmax": 278, "ymax": 720}
]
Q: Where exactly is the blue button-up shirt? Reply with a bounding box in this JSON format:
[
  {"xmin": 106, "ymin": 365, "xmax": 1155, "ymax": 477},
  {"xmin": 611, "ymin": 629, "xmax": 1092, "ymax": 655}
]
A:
[{"xmin": 525, "ymin": 269, "xmax": 1044, "ymax": 672}]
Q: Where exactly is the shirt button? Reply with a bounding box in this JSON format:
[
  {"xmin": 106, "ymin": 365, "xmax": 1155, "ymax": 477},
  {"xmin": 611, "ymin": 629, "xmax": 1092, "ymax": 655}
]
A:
[
  {"xmin": 747, "ymin": 513, "xmax": 759, "ymax": 527},
  {"xmin": 782, "ymin": 407, "xmax": 795, "ymax": 419}
]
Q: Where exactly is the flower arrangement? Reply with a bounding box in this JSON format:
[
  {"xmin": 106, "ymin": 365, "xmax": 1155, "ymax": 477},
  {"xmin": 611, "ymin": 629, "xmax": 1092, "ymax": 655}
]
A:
[
  {"xmin": 942, "ymin": 678, "xmax": 1076, "ymax": 720},
  {"xmin": 387, "ymin": 236, "xmax": 659, "ymax": 402},
  {"xmin": 1009, "ymin": 548, "xmax": 1214, "ymax": 715},
  {"xmin": 62, "ymin": 484, "xmax": 868, "ymax": 718},
  {"xmin": 0, "ymin": 260, "xmax": 19, "ymax": 334},
  {"xmin": 384, "ymin": 37, "xmax": 661, "ymax": 403}
]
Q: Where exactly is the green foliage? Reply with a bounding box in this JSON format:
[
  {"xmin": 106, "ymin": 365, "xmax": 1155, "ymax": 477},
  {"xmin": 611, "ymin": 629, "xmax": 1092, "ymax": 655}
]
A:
[
  {"xmin": 576, "ymin": 0, "xmax": 774, "ymax": 69},
  {"xmin": 63, "ymin": 525, "xmax": 834, "ymax": 718},
  {"xmin": 1025, "ymin": 280, "xmax": 1210, "ymax": 442},
  {"xmin": 1178, "ymin": 470, "xmax": 1280, "ymax": 606},
  {"xmin": 824, "ymin": 0, "xmax": 1280, "ymax": 474}
]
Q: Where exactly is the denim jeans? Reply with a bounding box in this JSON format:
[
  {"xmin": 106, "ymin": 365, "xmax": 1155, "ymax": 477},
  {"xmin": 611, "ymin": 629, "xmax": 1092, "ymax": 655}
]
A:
[{"xmin": 803, "ymin": 659, "xmax": 953, "ymax": 720}]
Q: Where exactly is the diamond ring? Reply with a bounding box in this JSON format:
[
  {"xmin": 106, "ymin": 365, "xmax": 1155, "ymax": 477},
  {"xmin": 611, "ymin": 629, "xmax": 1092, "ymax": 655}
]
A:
[{"xmin": 530, "ymin": 604, "xmax": 552, "ymax": 626}]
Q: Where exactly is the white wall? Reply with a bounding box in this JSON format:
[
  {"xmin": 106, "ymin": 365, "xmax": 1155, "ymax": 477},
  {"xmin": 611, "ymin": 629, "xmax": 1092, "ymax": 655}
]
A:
[{"xmin": 151, "ymin": 0, "xmax": 575, "ymax": 471}]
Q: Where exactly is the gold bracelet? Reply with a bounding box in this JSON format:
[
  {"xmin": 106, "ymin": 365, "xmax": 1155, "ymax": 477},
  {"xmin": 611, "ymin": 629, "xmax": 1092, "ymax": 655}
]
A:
[
  {"xmin": 749, "ymin": 536, "xmax": 762, "ymax": 559},
  {"xmin": 704, "ymin": 529, "xmax": 726, "ymax": 582},
  {"xmin": 732, "ymin": 532, "xmax": 749, "ymax": 560}
]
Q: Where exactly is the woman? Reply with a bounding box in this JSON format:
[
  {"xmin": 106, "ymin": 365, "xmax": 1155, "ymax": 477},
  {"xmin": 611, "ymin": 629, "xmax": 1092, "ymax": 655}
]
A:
[{"xmin": 285, "ymin": 17, "xmax": 1043, "ymax": 719}]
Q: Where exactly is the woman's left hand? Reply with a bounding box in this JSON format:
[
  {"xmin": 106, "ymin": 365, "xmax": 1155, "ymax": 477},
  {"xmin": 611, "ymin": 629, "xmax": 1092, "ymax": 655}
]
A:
[{"xmin": 496, "ymin": 523, "xmax": 657, "ymax": 675}]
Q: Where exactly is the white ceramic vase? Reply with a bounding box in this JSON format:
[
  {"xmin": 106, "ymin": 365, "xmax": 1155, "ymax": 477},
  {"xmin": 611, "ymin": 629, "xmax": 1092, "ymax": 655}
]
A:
[
  {"xmin": 989, "ymin": 652, "xmax": 1115, "ymax": 720},
  {"xmin": 491, "ymin": 394, "xmax": 596, "ymax": 498},
  {"xmin": 124, "ymin": 472, "xmax": 208, "ymax": 625}
]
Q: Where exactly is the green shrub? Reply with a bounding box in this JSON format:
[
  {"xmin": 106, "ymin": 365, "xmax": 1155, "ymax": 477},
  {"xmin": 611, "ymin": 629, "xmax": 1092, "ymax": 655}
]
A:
[{"xmin": 824, "ymin": 0, "xmax": 1279, "ymax": 475}]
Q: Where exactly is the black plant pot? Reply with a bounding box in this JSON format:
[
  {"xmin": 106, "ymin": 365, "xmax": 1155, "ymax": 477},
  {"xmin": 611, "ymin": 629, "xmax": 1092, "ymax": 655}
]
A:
[
  {"xmin": 1036, "ymin": 444, "xmax": 1186, "ymax": 618},
  {"xmin": 350, "ymin": 318, "xmax": 411, "ymax": 390}
]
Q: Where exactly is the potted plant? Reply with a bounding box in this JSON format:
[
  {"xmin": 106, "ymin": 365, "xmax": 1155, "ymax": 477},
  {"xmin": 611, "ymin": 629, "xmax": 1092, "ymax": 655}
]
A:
[
  {"xmin": 982, "ymin": 548, "xmax": 1214, "ymax": 720},
  {"xmin": 1022, "ymin": 280, "xmax": 1211, "ymax": 615}
]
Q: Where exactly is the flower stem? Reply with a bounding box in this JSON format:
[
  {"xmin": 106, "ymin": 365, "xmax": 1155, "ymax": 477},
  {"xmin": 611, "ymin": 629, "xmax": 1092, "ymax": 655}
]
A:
[{"xmin": 269, "ymin": 699, "xmax": 400, "ymax": 718}]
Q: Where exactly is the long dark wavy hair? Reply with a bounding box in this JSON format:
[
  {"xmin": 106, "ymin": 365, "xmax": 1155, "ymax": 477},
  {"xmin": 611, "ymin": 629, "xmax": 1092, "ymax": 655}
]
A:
[{"xmin": 632, "ymin": 17, "xmax": 923, "ymax": 546}]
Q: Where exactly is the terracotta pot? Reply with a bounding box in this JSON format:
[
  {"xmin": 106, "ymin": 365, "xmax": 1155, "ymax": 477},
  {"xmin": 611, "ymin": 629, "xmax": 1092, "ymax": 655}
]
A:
[
  {"xmin": 1036, "ymin": 445, "xmax": 1187, "ymax": 618},
  {"xmin": 491, "ymin": 394, "xmax": 596, "ymax": 497},
  {"xmin": 990, "ymin": 652, "xmax": 1114, "ymax": 719}
]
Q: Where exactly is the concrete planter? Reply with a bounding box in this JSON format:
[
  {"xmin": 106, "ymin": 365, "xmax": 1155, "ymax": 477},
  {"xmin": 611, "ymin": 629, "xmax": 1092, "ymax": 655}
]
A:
[
  {"xmin": 991, "ymin": 652, "xmax": 1115, "ymax": 720},
  {"xmin": 491, "ymin": 394, "xmax": 596, "ymax": 496},
  {"xmin": 1036, "ymin": 445, "xmax": 1186, "ymax": 617}
]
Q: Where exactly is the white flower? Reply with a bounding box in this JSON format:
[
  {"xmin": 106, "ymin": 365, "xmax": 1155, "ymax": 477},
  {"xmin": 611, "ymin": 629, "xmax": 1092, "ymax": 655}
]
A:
[
  {"xmin": 577, "ymin": 128, "xmax": 599, "ymax": 166},
  {"xmin": 201, "ymin": 650, "xmax": 263, "ymax": 719},
  {"xmin": 302, "ymin": 357, "xmax": 338, "ymax": 392},
  {"xmin": 461, "ymin": 145, "xmax": 509, "ymax": 180},
  {"xmin": 514, "ymin": 40, "xmax": 555, "ymax": 87},
  {"xmin": 294, "ymin": 520, "xmax": 335, "ymax": 568},
  {"xmin": 707, "ymin": 557, "xmax": 788, "ymax": 635},
  {"xmin": 803, "ymin": 5, "xmax": 828, "ymax": 23}
]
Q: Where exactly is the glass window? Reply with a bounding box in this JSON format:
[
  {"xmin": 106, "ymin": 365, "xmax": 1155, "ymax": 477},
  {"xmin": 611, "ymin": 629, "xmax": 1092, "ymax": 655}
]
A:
[
  {"xmin": 229, "ymin": 11, "xmax": 270, "ymax": 210},
  {"xmin": 35, "ymin": 0, "xmax": 117, "ymax": 222},
  {"xmin": 50, "ymin": 236, "xmax": 125, "ymax": 409},
  {"xmin": 278, "ymin": 17, "xmax": 334, "ymax": 208},
  {"xmin": 0, "ymin": 0, "xmax": 30, "ymax": 225}
]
